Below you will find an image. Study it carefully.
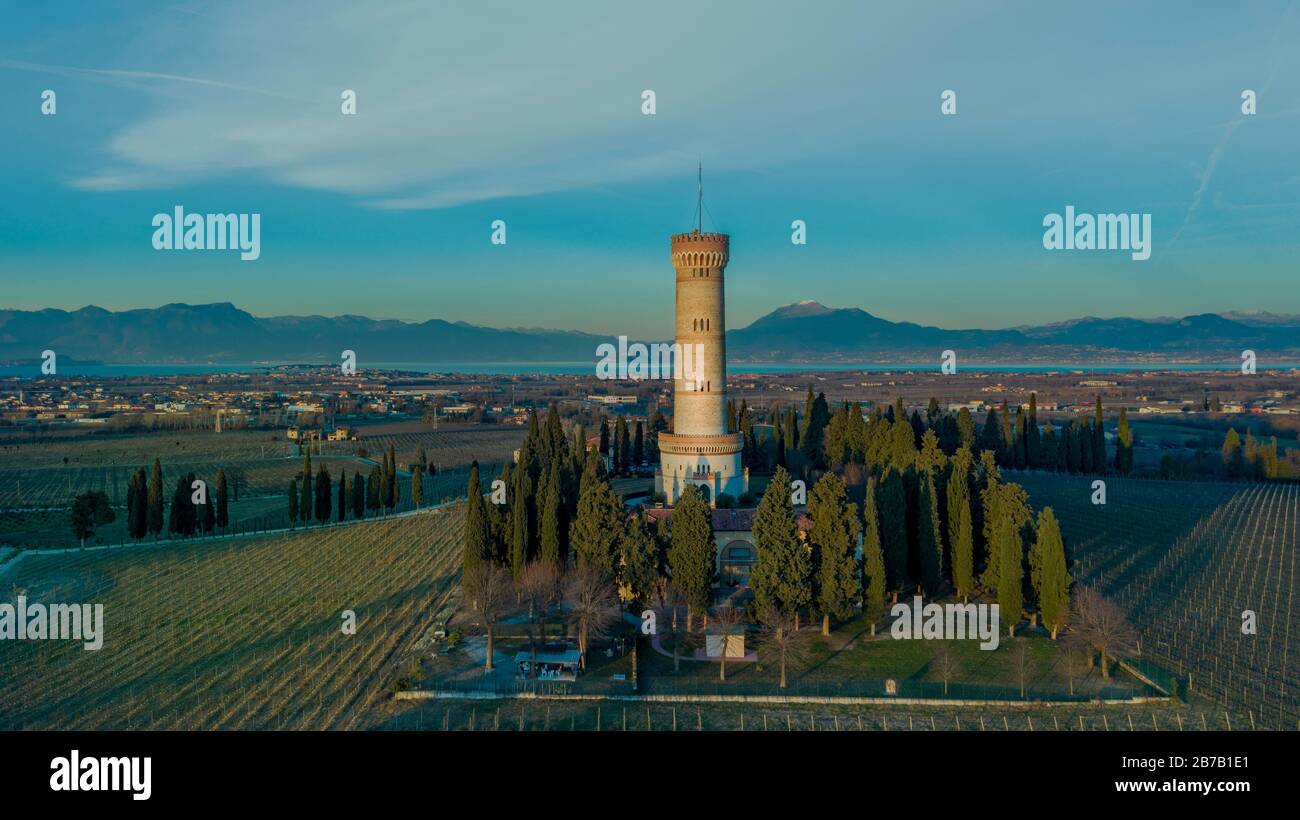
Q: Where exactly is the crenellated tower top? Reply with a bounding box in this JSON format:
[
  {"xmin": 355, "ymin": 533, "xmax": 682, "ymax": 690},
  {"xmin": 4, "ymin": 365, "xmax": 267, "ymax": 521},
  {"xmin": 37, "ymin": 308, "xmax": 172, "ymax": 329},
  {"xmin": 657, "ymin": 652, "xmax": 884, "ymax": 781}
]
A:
[{"xmin": 670, "ymin": 230, "xmax": 729, "ymax": 269}]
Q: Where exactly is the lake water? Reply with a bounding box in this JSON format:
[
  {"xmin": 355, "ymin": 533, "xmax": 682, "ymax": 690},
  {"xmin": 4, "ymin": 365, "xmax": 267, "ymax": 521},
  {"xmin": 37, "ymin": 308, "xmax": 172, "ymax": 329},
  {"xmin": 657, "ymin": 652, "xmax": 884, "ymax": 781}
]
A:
[{"xmin": 2, "ymin": 361, "xmax": 1293, "ymax": 378}]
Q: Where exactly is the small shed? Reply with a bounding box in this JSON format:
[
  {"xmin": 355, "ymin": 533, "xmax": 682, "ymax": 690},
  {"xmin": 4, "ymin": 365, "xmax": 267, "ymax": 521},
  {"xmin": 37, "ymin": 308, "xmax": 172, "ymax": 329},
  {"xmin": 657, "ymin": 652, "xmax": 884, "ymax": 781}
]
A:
[{"xmin": 515, "ymin": 647, "xmax": 582, "ymax": 681}]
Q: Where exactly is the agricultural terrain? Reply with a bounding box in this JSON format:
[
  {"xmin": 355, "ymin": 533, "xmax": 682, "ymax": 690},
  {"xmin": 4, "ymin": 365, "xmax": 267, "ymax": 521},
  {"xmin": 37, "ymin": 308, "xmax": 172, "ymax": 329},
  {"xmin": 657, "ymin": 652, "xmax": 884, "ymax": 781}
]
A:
[
  {"xmin": 0, "ymin": 509, "xmax": 463, "ymax": 730},
  {"xmin": 1017, "ymin": 473, "xmax": 1297, "ymax": 727}
]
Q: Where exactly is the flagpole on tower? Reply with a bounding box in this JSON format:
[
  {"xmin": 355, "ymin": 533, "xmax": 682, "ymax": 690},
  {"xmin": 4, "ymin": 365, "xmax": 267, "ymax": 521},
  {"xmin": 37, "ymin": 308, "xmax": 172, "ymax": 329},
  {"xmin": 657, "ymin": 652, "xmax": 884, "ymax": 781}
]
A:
[{"xmin": 697, "ymin": 161, "xmax": 702, "ymax": 233}]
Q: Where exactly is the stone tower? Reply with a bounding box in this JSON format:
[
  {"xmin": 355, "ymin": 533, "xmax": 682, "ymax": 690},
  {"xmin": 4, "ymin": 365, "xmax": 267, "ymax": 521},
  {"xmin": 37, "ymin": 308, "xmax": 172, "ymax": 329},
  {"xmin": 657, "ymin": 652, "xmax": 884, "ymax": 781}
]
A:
[{"xmin": 655, "ymin": 182, "xmax": 747, "ymax": 506}]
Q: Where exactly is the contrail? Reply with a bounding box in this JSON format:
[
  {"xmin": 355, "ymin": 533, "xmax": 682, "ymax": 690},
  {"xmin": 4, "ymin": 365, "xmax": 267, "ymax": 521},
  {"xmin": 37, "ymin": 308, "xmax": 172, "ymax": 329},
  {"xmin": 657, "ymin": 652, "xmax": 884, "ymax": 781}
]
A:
[{"xmin": 0, "ymin": 59, "xmax": 308, "ymax": 102}]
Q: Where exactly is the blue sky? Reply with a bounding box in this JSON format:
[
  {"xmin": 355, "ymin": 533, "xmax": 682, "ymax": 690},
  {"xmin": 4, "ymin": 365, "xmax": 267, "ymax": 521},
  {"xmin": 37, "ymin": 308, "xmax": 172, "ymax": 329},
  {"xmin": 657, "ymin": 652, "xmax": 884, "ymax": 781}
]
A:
[{"xmin": 2, "ymin": 0, "xmax": 1298, "ymax": 338}]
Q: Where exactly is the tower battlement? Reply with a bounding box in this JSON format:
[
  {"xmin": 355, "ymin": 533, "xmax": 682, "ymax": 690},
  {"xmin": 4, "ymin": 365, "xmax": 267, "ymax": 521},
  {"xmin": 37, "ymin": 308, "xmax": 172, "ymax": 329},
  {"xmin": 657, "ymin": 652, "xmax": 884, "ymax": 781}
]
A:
[{"xmin": 670, "ymin": 231, "xmax": 730, "ymax": 268}]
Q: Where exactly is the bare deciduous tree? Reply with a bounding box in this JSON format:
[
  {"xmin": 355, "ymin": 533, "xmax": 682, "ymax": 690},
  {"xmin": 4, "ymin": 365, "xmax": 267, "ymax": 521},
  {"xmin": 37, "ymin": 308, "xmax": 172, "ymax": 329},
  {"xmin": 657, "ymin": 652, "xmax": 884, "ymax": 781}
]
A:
[
  {"xmin": 653, "ymin": 578, "xmax": 687, "ymax": 673},
  {"xmin": 565, "ymin": 566, "xmax": 620, "ymax": 671},
  {"xmin": 519, "ymin": 561, "xmax": 561, "ymax": 674},
  {"xmin": 755, "ymin": 605, "xmax": 810, "ymax": 689},
  {"xmin": 933, "ymin": 643, "xmax": 961, "ymax": 695},
  {"xmin": 465, "ymin": 562, "xmax": 511, "ymax": 671},
  {"xmin": 709, "ymin": 606, "xmax": 749, "ymax": 682},
  {"xmin": 1072, "ymin": 586, "xmax": 1137, "ymax": 679}
]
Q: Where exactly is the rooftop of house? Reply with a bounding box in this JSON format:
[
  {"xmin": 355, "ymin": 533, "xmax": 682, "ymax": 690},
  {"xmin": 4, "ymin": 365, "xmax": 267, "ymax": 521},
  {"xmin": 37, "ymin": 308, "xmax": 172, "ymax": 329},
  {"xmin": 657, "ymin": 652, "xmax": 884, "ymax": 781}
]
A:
[{"xmin": 644, "ymin": 506, "xmax": 813, "ymax": 532}]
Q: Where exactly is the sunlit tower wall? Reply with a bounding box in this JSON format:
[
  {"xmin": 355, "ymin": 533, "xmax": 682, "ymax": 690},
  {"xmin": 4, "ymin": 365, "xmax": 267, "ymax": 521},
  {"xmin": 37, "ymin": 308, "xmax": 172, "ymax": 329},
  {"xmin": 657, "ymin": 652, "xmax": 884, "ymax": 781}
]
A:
[{"xmin": 655, "ymin": 229, "xmax": 747, "ymax": 506}]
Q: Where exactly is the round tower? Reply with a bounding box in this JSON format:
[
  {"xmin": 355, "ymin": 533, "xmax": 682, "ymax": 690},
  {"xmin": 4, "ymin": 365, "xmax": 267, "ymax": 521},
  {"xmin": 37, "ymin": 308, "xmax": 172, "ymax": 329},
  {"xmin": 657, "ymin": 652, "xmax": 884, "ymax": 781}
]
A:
[{"xmin": 655, "ymin": 228, "xmax": 747, "ymax": 506}]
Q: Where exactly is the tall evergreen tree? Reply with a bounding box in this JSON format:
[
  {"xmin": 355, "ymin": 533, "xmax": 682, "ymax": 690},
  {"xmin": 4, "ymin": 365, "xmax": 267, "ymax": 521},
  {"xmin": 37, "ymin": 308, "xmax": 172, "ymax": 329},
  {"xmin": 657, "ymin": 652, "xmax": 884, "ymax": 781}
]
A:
[
  {"xmin": 956, "ymin": 406, "xmax": 976, "ymax": 449},
  {"xmin": 947, "ymin": 447, "xmax": 975, "ymax": 602},
  {"xmin": 978, "ymin": 408, "xmax": 1002, "ymax": 457},
  {"xmin": 1013, "ymin": 407, "xmax": 1028, "ymax": 469},
  {"xmin": 614, "ymin": 416, "xmax": 630, "ymax": 475},
  {"xmin": 667, "ymin": 485, "xmax": 716, "ymax": 629},
  {"xmin": 315, "ymin": 465, "xmax": 331, "ymax": 522},
  {"xmin": 200, "ymin": 487, "xmax": 216, "ymax": 533},
  {"xmin": 633, "ymin": 421, "xmax": 644, "ymax": 467},
  {"xmin": 463, "ymin": 463, "xmax": 490, "ymax": 580},
  {"xmin": 352, "ymin": 471, "xmax": 365, "ymax": 519},
  {"xmin": 878, "ymin": 467, "xmax": 910, "ymax": 599},
  {"xmin": 750, "ymin": 466, "xmax": 806, "ymax": 621},
  {"xmin": 1026, "ymin": 393, "xmax": 1042, "ymax": 468},
  {"xmin": 300, "ymin": 461, "xmax": 313, "ymax": 522},
  {"xmin": 387, "ymin": 445, "xmax": 399, "ymax": 508},
  {"xmin": 808, "ymin": 472, "xmax": 860, "ymax": 635},
  {"xmin": 411, "ymin": 465, "xmax": 423, "ymax": 509},
  {"xmin": 215, "ymin": 468, "xmax": 229, "ymax": 529},
  {"xmin": 1031, "ymin": 507, "xmax": 1070, "ymax": 639},
  {"xmin": 539, "ymin": 463, "xmax": 563, "ymax": 567},
  {"xmin": 916, "ymin": 470, "xmax": 944, "ymax": 596},
  {"xmin": 337, "ymin": 470, "xmax": 348, "ymax": 521},
  {"xmin": 127, "ymin": 468, "xmax": 148, "ymax": 539},
  {"xmin": 861, "ymin": 476, "xmax": 888, "ymax": 633},
  {"xmin": 148, "ymin": 458, "xmax": 164, "ymax": 537},
  {"xmin": 570, "ymin": 468, "xmax": 625, "ymax": 574},
  {"xmin": 1092, "ymin": 397, "xmax": 1106, "ymax": 472},
  {"xmin": 509, "ymin": 467, "xmax": 533, "ymax": 579},
  {"xmin": 1115, "ymin": 407, "xmax": 1134, "ymax": 475}
]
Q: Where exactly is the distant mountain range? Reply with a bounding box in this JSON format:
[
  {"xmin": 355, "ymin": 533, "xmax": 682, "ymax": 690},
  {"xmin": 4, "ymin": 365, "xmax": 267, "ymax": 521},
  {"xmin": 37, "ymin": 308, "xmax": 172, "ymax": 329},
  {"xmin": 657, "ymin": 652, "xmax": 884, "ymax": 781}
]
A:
[{"xmin": 2, "ymin": 301, "xmax": 1298, "ymax": 365}]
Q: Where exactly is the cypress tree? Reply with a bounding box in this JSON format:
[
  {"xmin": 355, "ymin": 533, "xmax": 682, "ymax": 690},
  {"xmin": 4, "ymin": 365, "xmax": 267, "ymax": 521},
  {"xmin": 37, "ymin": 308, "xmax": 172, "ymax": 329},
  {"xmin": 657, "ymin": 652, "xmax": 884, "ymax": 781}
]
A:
[
  {"xmin": 754, "ymin": 465, "xmax": 800, "ymax": 618},
  {"xmin": 1115, "ymin": 407, "xmax": 1134, "ymax": 474},
  {"xmin": 316, "ymin": 465, "xmax": 331, "ymax": 522},
  {"xmin": 614, "ymin": 416, "xmax": 629, "ymax": 475},
  {"xmin": 978, "ymin": 408, "xmax": 1002, "ymax": 457},
  {"xmin": 337, "ymin": 470, "xmax": 348, "ymax": 521},
  {"xmin": 387, "ymin": 445, "xmax": 398, "ymax": 508},
  {"xmin": 215, "ymin": 468, "xmax": 229, "ymax": 529},
  {"xmin": 169, "ymin": 476, "xmax": 186, "ymax": 535},
  {"xmin": 1092, "ymin": 397, "xmax": 1107, "ymax": 472},
  {"xmin": 201, "ymin": 487, "xmax": 216, "ymax": 533},
  {"xmin": 412, "ymin": 465, "xmax": 423, "ymax": 509},
  {"xmin": 1068, "ymin": 421, "xmax": 1083, "ymax": 473},
  {"xmin": 127, "ymin": 468, "xmax": 146, "ymax": 540},
  {"xmin": 861, "ymin": 477, "xmax": 888, "ymax": 634},
  {"xmin": 1013, "ymin": 407, "xmax": 1027, "ymax": 469},
  {"xmin": 1031, "ymin": 507, "xmax": 1069, "ymax": 639},
  {"xmin": 1026, "ymin": 393, "xmax": 1041, "ymax": 468},
  {"xmin": 633, "ymin": 421, "xmax": 644, "ymax": 467},
  {"xmin": 667, "ymin": 485, "xmax": 716, "ymax": 629},
  {"xmin": 809, "ymin": 472, "xmax": 860, "ymax": 635},
  {"xmin": 995, "ymin": 497, "xmax": 1023, "ymax": 637},
  {"xmin": 352, "ymin": 471, "xmax": 365, "ymax": 519},
  {"xmin": 570, "ymin": 468, "xmax": 624, "ymax": 574},
  {"xmin": 750, "ymin": 466, "xmax": 804, "ymax": 619},
  {"xmin": 300, "ymin": 462, "xmax": 312, "ymax": 522},
  {"xmin": 956, "ymin": 407, "xmax": 975, "ymax": 449},
  {"xmin": 878, "ymin": 467, "xmax": 910, "ymax": 599},
  {"xmin": 367, "ymin": 465, "xmax": 381, "ymax": 512},
  {"xmin": 148, "ymin": 458, "xmax": 164, "ymax": 537},
  {"xmin": 539, "ymin": 464, "xmax": 562, "ymax": 567},
  {"xmin": 917, "ymin": 470, "xmax": 943, "ymax": 597},
  {"xmin": 947, "ymin": 447, "xmax": 975, "ymax": 602},
  {"xmin": 463, "ymin": 463, "xmax": 489, "ymax": 579}
]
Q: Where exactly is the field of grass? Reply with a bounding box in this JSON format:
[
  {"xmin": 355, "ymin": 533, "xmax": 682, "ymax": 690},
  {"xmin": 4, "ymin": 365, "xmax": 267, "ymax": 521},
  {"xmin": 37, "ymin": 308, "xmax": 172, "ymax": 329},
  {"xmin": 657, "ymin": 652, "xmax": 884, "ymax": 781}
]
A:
[
  {"xmin": 1016, "ymin": 472, "xmax": 1298, "ymax": 727},
  {"xmin": 0, "ymin": 508, "xmax": 463, "ymax": 730},
  {"xmin": 638, "ymin": 617, "xmax": 1141, "ymax": 702}
]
